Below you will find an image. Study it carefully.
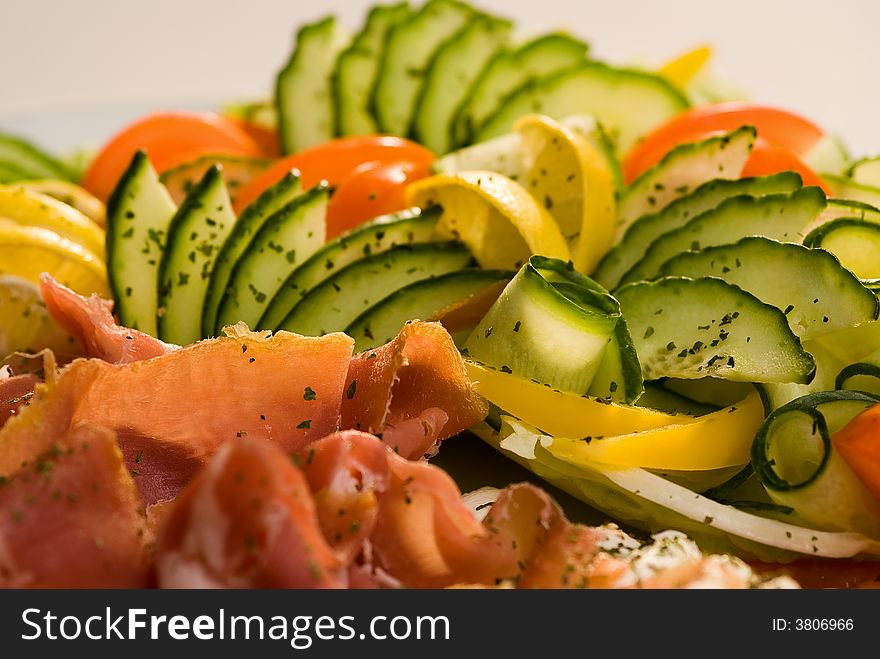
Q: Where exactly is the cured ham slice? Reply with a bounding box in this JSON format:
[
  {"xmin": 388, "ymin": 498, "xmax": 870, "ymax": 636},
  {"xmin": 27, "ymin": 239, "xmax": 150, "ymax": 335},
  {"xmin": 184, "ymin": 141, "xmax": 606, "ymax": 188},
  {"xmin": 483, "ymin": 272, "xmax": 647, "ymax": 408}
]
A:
[
  {"xmin": 0, "ymin": 424, "xmax": 150, "ymax": 588},
  {"xmin": 0, "ymin": 328, "xmax": 354, "ymax": 506},
  {"xmin": 342, "ymin": 321, "xmax": 487, "ymax": 459},
  {"xmin": 40, "ymin": 274, "xmax": 173, "ymax": 363},
  {"xmin": 155, "ymin": 438, "xmax": 345, "ymax": 588}
]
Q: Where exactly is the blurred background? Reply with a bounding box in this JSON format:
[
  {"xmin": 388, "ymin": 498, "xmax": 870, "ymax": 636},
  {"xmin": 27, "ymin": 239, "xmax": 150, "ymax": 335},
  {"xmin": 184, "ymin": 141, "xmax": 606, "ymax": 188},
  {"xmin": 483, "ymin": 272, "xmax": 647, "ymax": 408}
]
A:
[{"xmin": 1, "ymin": 0, "xmax": 877, "ymax": 154}]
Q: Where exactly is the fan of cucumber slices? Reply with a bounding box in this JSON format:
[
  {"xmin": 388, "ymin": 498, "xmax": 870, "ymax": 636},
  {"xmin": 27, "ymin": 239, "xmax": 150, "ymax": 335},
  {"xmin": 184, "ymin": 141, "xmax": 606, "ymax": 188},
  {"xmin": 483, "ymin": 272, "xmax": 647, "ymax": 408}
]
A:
[{"xmin": 7, "ymin": 0, "xmax": 880, "ymax": 565}]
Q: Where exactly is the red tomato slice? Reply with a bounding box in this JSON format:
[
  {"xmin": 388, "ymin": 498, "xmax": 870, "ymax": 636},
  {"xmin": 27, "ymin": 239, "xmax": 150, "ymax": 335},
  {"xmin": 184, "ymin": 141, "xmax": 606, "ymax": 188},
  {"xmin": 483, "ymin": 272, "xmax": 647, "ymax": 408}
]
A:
[
  {"xmin": 325, "ymin": 160, "xmax": 431, "ymax": 240},
  {"xmin": 742, "ymin": 138, "xmax": 830, "ymax": 191},
  {"xmin": 82, "ymin": 111, "xmax": 265, "ymax": 201},
  {"xmin": 233, "ymin": 135, "xmax": 435, "ymax": 213},
  {"xmin": 623, "ymin": 103, "xmax": 828, "ymax": 189}
]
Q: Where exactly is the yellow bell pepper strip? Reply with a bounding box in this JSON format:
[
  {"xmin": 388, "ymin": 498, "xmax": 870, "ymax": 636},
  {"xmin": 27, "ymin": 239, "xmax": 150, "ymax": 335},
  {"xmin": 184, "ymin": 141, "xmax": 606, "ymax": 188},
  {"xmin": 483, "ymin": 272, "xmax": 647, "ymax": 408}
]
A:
[
  {"xmin": 16, "ymin": 179, "xmax": 106, "ymax": 227},
  {"xmin": 657, "ymin": 45, "xmax": 713, "ymax": 89}
]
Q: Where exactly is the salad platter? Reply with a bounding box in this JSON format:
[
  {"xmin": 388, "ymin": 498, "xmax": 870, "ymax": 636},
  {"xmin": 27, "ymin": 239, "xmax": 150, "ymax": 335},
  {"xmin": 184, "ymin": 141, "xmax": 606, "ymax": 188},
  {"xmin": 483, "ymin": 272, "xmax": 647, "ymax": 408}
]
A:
[{"xmin": 2, "ymin": 0, "xmax": 880, "ymax": 589}]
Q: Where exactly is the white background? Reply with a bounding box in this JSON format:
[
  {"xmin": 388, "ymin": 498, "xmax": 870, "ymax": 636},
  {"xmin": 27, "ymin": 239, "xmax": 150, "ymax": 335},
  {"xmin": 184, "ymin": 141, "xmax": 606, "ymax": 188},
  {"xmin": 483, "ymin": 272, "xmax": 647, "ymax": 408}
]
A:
[{"xmin": 1, "ymin": 0, "xmax": 878, "ymax": 155}]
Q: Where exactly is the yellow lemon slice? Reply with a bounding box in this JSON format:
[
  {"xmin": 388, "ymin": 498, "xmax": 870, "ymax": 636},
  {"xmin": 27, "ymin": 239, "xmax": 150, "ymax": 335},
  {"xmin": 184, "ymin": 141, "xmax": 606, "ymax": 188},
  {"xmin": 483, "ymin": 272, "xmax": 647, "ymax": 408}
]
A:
[
  {"xmin": 16, "ymin": 179, "xmax": 106, "ymax": 227},
  {"xmin": 515, "ymin": 114, "xmax": 616, "ymax": 274},
  {"xmin": 0, "ymin": 274, "xmax": 82, "ymax": 360},
  {"xmin": 0, "ymin": 185, "xmax": 105, "ymax": 259},
  {"xmin": 465, "ymin": 360, "xmax": 694, "ymax": 438},
  {"xmin": 543, "ymin": 389, "xmax": 764, "ymax": 471},
  {"xmin": 657, "ymin": 45, "xmax": 713, "ymax": 88},
  {"xmin": 405, "ymin": 171, "xmax": 570, "ymax": 270},
  {"xmin": 0, "ymin": 220, "xmax": 109, "ymax": 297}
]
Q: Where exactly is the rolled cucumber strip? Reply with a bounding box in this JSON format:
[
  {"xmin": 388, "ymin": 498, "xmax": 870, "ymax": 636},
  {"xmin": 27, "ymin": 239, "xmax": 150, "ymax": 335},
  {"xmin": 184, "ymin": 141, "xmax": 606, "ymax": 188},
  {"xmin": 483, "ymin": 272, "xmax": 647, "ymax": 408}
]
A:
[
  {"xmin": 752, "ymin": 390, "xmax": 880, "ymax": 537},
  {"xmin": 464, "ymin": 256, "xmax": 621, "ymax": 394}
]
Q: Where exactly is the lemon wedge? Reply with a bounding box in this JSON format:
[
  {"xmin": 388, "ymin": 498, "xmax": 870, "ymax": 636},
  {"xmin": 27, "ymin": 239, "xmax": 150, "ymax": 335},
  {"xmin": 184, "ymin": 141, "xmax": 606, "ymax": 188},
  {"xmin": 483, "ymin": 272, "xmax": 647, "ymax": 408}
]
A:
[
  {"xmin": 0, "ymin": 220, "xmax": 109, "ymax": 297},
  {"xmin": 16, "ymin": 179, "xmax": 106, "ymax": 227},
  {"xmin": 657, "ymin": 45, "xmax": 712, "ymax": 88},
  {"xmin": 0, "ymin": 185, "xmax": 105, "ymax": 259},
  {"xmin": 515, "ymin": 114, "xmax": 616, "ymax": 274},
  {"xmin": 0, "ymin": 274, "xmax": 82, "ymax": 360},
  {"xmin": 405, "ymin": 171, "xmax": 570, "ymax": 269}
]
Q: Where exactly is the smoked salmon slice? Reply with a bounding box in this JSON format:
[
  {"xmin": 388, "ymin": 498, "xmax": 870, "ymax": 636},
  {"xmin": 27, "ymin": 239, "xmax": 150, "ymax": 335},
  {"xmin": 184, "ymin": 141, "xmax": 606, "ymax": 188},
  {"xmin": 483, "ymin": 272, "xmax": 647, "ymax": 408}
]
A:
[
  {"xmin": 0, "ymin": 424, "xmax": 151, "ymax": 588},
  {"xmin": 155, "ymin": 438, "xmax": 345, "ymax": 588},
  {"xmin": 342, "ymin": 321, "xmax": 488, "ymax": 459}
]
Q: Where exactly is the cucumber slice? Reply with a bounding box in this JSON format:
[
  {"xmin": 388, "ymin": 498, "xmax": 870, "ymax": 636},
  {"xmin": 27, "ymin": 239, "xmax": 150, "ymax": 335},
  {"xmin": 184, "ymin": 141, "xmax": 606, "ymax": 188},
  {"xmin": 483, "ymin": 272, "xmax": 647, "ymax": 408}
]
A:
[
  {"xmin": 371, "ymin": 0, "xmax": 474, "ymax": 136},
  {"xmin": 464, "ymin": 256, "xmax": 621, "ymax": 394},
  {"xmin": 412, "ymin": 15, "xmax": 512, "ymax": 154},
  {"xmin": 848, "ymin": 157, "xmax": 880, "ymax": 187},
  {"xmin": 346, "ymin": 268, "xmax": 513, "ymax": 352},
  {"xmin": 333, "ymin": 2, "xmax": 410, "ymax": 136},
  {"xmin": 586, "ymin": 315, "xmax": 644, "ymax": 404},
  {"xmin": 0, "ymin": 161, "xmax": 32, "ymax": 183},
  {"xmin": 215, "ymin": 185, "xmax": 328, "ymax": 332},
  {"xmin": 159, "ymin": 154, "xmax": 269, "ymax": 205},
  {"xmin": 259, "ymin": 207, "xmax": 440, "ymax": 330},
  {"xmin": 803, "ymin": 197, "xmax": 880, "ymax": 238},
  {"xmin": 659, "ymin": 236, "xmax": 879, "ymax": 339},
  {"xmin": 836, "ymin": 348, "xmax": 880, "ymax": 396},
  {"xmin": 0, "ymin": 133, "xmax": 74, "ymax": 182},
  {"xmin": 822, "ymin": 173, "xmax": 880, "ymax": 208},
  {"xmin": 620, "ymin": 187, "xmax": 827, "ymax": 285},
  {"xmin": 451, "ymin": 33, "xmax": 588, "ymax": 148},
  {"xmin": 106, "ymin": 151, "xmax": 178, "ymax": 336},
  {"xmin": 278, "ymin": 241, "xmax": 472, "ymax": 336},
  {"xmin": 157, "ymin": 167, "xmax": 236, "ymax": 345},
  {"xmin": 637, "ymin": 383, "xmax": 719, "ymax": 417},
  {"xmin": 804, "ymin": 218, "xmax": 880, "ymax": 279},
  {"xmin": 475, "ymin": 62, "xmax": 689, "ymax": 154},
  {"xmin": 660, "ymin": 377, "xmax": 752, "ymax": 408},
  {"xmin": 616, "ymin": 126, "xmax": 755, "ymax": 238},
  {"xmin": 276, "ymin": 16, "xmax": 347, "ymax": 153},
  {"xmin": 594, "ymin": 172, "xmax": 801, "ymax": 290},
  {"xmin": 752, "ymin": 391, "xmax": 880, "ymax": 536},
  {"xmin": 755, "ymin": 339, "xmax": 840, "ymax": 414},
  {"xmin": 616, "ymin": 276, "xmax": 816, "ymax": 383},
  {"xmin": 203, "ymin": 171, "xmax": 303, "ymax": 336},
  {"xmin": 803, "ymin": 134, "xmax": 849, "ymax": 176}
]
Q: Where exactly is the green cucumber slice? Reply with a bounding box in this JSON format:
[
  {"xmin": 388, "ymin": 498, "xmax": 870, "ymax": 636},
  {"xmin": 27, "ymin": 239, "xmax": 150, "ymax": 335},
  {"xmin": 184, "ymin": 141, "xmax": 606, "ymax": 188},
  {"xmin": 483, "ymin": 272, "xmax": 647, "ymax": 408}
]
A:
[
  {"xmin": 620, "ymin": 187, "xmax": 827, "ymax": 285},
  {"xmin": 659, "ymin": 377, "xmax": 752, "ymax": 409},
  {"xmin": 752, "ymin": 390, "xmax": 880, "ymax": 536},
  {"xmin": 203, "ymin": 171, "xmax": 303, "ymax": 336},
  {"xmin": 802, "ymin": 197, "xmax": 880, "ymax": 238},
  {"xmin": 157, "ymin": 167, "xmax": 236, "ymax": 345},
  {"xmin": 159, "ymin": 154, "xmax": 269, "ymax": 206},
  {"xmin": 346, "ymin": 268, "xmax": 513, "ymax": 352},
  {"xmin": 475, "ymin": 62, "xmax": 689, "ymax": 154},
  {"xmin": 585, "ymin": 315, "xmax": 644, "ymax": 404},
  {"xmin": 333, "ymin": 2, "xmax": 410, "ymax": 136},
  {"xmin": 848, "ymin": 157, "xmax": 880, "ymax": 187},
  {"xmin": 276, "ymin": 16, "xmax": 348, "ymax": 153},
  {"xmin": 616, "ymin": 126, "xmax": 756, "ymax": 238},
  {"xmin": 278, "ymin": 241, "xmax": 473, "ymax": 336},
  {"xmin": 451, "ymin": 33, "xmax": 588, "ymax": 148},
  {"xmin": 593, "ymin": 172, "xmax": 802, "ymax": 290},
  {"xmin": 616, "ymin": 276, "xmax": 816, "ymax": 383},
  {"xmin": 371, "ymin": 0, "xmax": 474, "ymax": 135},
  {"xmin": 106, "ymin": 151, "xmax": 178, "ymax": 336},
  {"xmin": 464, "ymin": 256, "xmax": 621, "ymax": 394},
  {"xmin": 259, "ymin": 207, "xmax": 440, "ymax": 330},
  {"xmin": 0, "ymin": 161, "xmax": 33, "ymax": 183},
  {"xmin": 836, "ymin": 348, "xmax": 880, "ymax": 396},
  {"xmin": 215, "ymin": 185, "xmax": 328, "ymax": 332},
  {"xmin": 822, "ymin": 173, "xmax": 880, "ymax": 208},
  {"xmin": 412, "ymin": 14, "xmax": 512, "ymax": 154},
  {"xmin": 0, "ymin": 133, "xmax": 75, "ymax": 182},
  {"xmin": 804, "ymin": 218, "xmax": 880, "ymax": 279},
  {"xmin": 636, "ymin": 383, "xmax": 719, "ymax": 417},
  {"xmin": 658, "ymin": 236, "xmax": 879, "ymax": 339}
]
